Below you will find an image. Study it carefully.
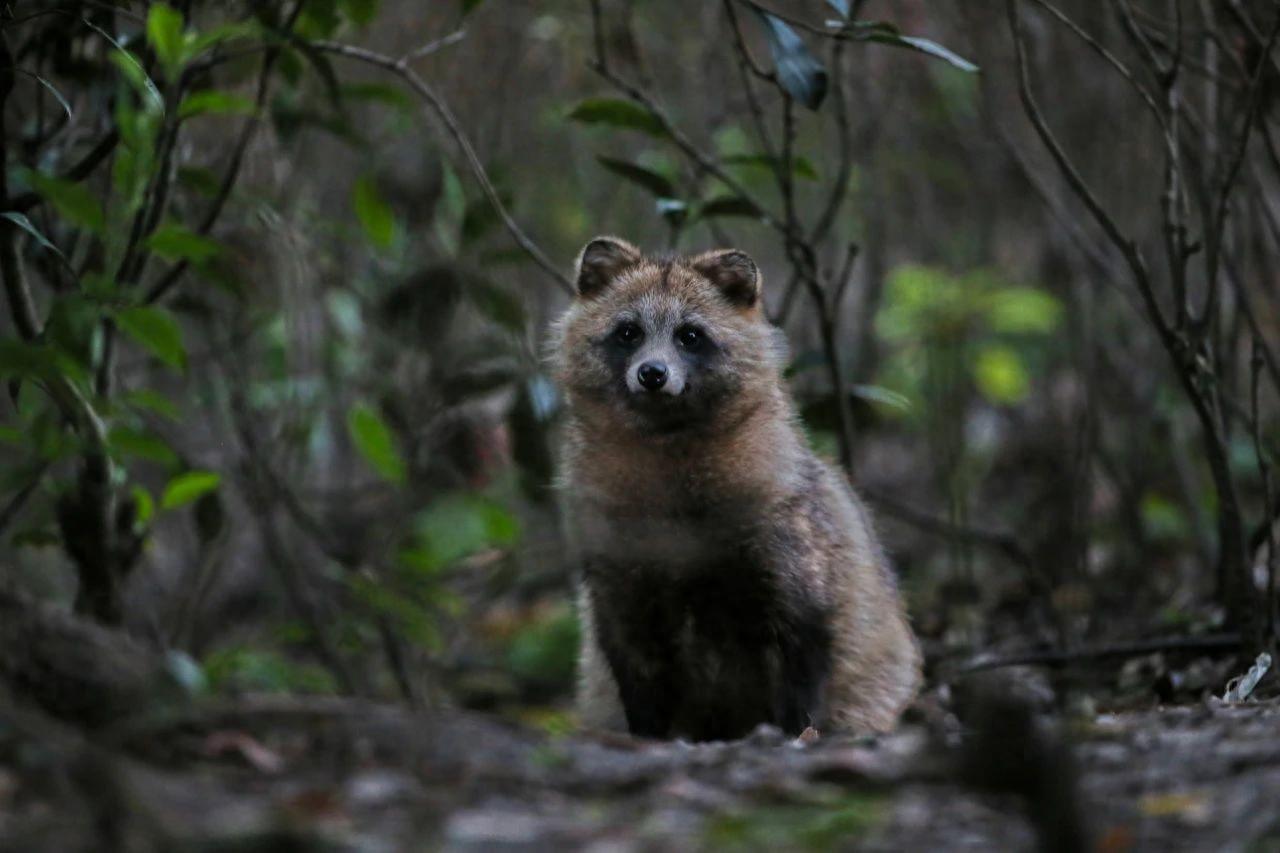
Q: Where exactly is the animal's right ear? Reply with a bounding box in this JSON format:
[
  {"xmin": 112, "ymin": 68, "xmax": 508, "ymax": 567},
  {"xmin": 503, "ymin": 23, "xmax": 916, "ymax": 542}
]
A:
[{"xmin": 575, "ymin": 236, "xmax": 641, "ymax": 298}]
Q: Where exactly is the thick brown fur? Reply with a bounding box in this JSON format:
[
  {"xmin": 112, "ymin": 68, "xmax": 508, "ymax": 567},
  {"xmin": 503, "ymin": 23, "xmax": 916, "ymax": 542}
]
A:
[{"xmin": 552, "ymin": 237, "xmax": 921, "ymax": 740}]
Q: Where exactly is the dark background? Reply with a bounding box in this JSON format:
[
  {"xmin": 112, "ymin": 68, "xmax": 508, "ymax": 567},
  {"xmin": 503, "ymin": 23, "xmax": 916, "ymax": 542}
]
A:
[{"xmin": 1, "ymin": 0, "xmax": 1279, "ymax": 846}]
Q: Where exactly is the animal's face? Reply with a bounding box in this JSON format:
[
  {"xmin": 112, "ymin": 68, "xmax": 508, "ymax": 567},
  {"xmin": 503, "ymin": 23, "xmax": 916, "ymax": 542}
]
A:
[{"xmin": 553, "ymin": 237, "xmax": 783, "ymax": 434}]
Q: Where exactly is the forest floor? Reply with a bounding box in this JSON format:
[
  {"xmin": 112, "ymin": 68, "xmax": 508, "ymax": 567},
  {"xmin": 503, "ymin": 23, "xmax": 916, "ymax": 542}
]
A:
[{"xmin": 4, "ymin": 688, "xmax": 1280, "ymax": 851}]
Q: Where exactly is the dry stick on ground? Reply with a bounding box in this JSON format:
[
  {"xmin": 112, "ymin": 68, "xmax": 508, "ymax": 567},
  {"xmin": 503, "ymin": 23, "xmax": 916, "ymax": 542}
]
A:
[
  {"xmin": 952, "ymin": 632, "xmax": 1244, "ymax": 676},
  {"xmin": 306, "ymin": 37, "xmax": 574, "ymax": 297}
]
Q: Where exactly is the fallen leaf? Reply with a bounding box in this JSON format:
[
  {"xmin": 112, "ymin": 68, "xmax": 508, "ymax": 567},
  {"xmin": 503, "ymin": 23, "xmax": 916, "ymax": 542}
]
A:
[
  {"xmin": 1096, "ymin": 824, "xmax": 1135, "ymax": 853},
  {"xmin": 1138, "ymin": 790, "xmax": 1212, "ymax": 824},
  {"xmin": 202, "ymin": 730, "xmax": 286, "ymax": 774},
  {"xmin": 796, "ymin": 726, "xmax": 821, "ymax": 746}
]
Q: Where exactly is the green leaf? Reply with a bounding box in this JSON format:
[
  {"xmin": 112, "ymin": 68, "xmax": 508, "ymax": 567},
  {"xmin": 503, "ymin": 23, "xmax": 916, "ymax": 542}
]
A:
[
  {"xmin": 179, "ymin": 90, "xmax": 256, "ymax": 119},
  {"xmin": 23, "ymin": 72, "xmax": 74, "ymax": 122},
  {"xmin": 131, "ymin": 484, "xmax": 155, "ymax": 529},
  {"xmin": 972, "ymin": 345, "xmax": 1029, "ymax": 404},
  {"xmin": 758, "ymin": 13, "xmax": 828, "ymax": 110},
  {"xmin": 697, "ymin": 195, "xmax": 763, "ymax": 219},
  {"xmin": 347, "ymin": 403, "xmax": 405, "ymax": 484},
  {"xmin": 864, "ymin": 32, "xmax": 979, "ymax": 73},
  {"xmin": 461, "ymin": 0, "xmax": 487, "ymax": 14},
  {"xmin": 596, "ymin": 156, "xmax": 676, "ymax": 198},
  {"xmin": 177, "ymin": 166, "xmax": 222, "ymax": 196},
  {"xmin": 1141, "ymin": 492, "xmax": 1188, "ymax": 542},
  {"xmin": 185, "ymin": 21, "xmax": 262, "ymax": 56},
  {"xmin": 566, "ymin": 98, "xmax": 667, "ymax": 138},
  {"xmin": 123, "ymin": 388, "xmax": 180, "ymax": 420},
  {"xmin": 0, "ymin": 340, "xmax": 58, "ymax": 381},
  {"xmin": 11, "ymin": 528, "xmax": 62, "ymax": 549},
  {"xmin": 507, "ymin": 604, "xmax": 579, "ymax": 685},
  {"xmin": 145, "ymin": 223, "xmax": 221, "ymax": 263},
  {"xmin": 850, "ymin": 384, "xmax": 911, "ymax": 411},
  {"xmin": 202, "ymin": 646, "xmax": 337, "ymax": 694},
  {"xmin": 107, "ymin": 425, "xmax": 179, "ymax": 467},
  {"xmin": 297, "ymin": 0, "xmax": 342, "ymax": 39},
  {"xmin": 341, "ymin": 0, "xmax": 380, "ymax": 25},
  {"xmin": 433, "ymin": 163, "xmax": 466, "ymax": 256},
  {"xmin": 1, "ymin": 212, "xmax": 67, "ymax": 261},
  {"xmin": 147, "ymin": 3, "xmax": 187, "ymax": 79},
  {"xmin": 988, "ymin": 288, "xmax": 1062, "ymax": 335},
  {"xmin": 161, "ymin": 470, "xmax": 221, "ymax": 510},
  {"xmin": 722, "ymin": 153, "xmax": 818, "ymax": 180},
  {"xmin": 339, "ymin": 82, "xmax": 414, "ymax": 112},
  {"xmin": 107, "ymin": 49, "xmax": 165, "ymax": 109},
  {"xmin": 348, "ymin": 575, "xmax": 443, "ymax": 650},
  {"xmin": 116, "ymin": 306, "xmax": 187, "ymax": 371},
  {"xmin": 21, "ymin": 169, "xmax": 105, "ymax": 233},
  {"xmin": 353, "ymin": 176, "xmax": 395, "ymax": 249},
  {"xmin": 83, "ymin": 18, "xmax": 164, "ymax": 108},
  {"xmin": 402, "ymin": 494, "xmax": 519, "ymax": 573}
]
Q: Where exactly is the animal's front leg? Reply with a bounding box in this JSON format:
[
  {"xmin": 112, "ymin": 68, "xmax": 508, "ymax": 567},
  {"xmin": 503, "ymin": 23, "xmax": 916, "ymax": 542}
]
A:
[
  {"xmin": 585, "ymin": 580, "xmax": 677, "ymax": 738},
  {"xmin": 609, "ymin": 650, "xmax": 676, "ymax": 737},
  {"xmin": 772, "ymin": 600, "xmax": 833, "ymax": 735}
]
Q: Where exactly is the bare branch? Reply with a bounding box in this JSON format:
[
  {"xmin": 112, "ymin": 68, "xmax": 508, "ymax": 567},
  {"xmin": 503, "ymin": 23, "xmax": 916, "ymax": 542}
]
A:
[
  {"xmin": 398, "ymin": 28, "xmax": 466, "ymax": 64},
  {"xmin": 307, "ymin": 39, "xmax": 575, "ymax": 297},
  {"xmin": 1029, "ymin": 0, "xmax": 1166, "ymax": 130},
  {"xmin": 1006, "ymin": 0, "xmax": 1169, "ymax": 337},
  {"xmin": 1199, "ymin": 8, "xmax": 1280, "ymax": 327},
  {"xmin": 588, "ymin": 58, "xmax": 788, "ymax": 238},
  {"xmin": 1250, "ymin": 341, "xmax": 1278, "ymax": 639},
  {"xmin": 952, "ymin": 633, "xmax": 1242, "ymax": 675}
]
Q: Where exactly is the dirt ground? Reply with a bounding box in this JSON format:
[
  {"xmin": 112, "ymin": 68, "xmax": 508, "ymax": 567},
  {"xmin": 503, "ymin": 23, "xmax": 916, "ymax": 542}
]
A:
[{"xmin": 4, "ymin": 688, "xmax": 1280, "ymax": 852}]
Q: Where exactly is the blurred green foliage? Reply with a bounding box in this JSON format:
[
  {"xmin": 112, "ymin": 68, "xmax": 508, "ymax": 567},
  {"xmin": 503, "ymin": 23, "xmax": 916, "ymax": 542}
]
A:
[
  {"xmin": 506, "ymin": 603, "xmax": 580, "ymax": 688},
  {"xmin": 704, "ymin": 792, "xmax": 886, "ymax": 851},
  {"xmin": 878, "ymin": 263, "xmax": 1062, "ymax": 410},
  {"xmin": 204, "ymin": 645, "xmax": 340, "ymax": 694}
]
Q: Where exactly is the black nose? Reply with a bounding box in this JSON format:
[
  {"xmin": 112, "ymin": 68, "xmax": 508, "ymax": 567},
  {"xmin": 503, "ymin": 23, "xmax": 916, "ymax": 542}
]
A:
[{"xmin": 637, "ymin": 361, "xmax": 668, "ymax": 391}]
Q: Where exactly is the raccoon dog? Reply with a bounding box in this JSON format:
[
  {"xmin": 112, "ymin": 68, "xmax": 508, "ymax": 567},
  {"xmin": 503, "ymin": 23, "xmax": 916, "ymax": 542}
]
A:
[{"xmin": 553, "ymin": 236, "xmax": 920, "ymax": 740}]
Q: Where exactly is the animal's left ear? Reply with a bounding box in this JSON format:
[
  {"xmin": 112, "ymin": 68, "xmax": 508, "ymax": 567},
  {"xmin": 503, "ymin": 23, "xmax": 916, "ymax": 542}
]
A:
[{"xmin": 691, "ymin": 249, "xmax": 761, "ymax": 309}]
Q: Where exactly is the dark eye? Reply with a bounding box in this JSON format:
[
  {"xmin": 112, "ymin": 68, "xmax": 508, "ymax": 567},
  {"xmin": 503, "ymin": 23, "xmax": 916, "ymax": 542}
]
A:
[
  {"xmin": 613, "ymin": 322, "xmax": 643, "ymax": 345},
  {"xmin": 676, "ymin": 326, "xmax": 705, "ymax": 349}
]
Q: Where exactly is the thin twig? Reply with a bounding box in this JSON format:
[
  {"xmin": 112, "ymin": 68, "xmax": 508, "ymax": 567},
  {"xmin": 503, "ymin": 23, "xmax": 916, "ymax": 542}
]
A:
[
  {"xmin": 397, "ymin": 28, "xmax": 466, "ymax": 64},
  {"xmin": 863, "ymin": 487, "xmax": 1035, "ymax": 569},
  {"xmin": 809, "ymin": 39, "xmax": 853, "ymax": 244},
  {"xmin": 951, "ymin": 633, "xmax": 1243, "ymax": 675},
  {"xmin": 1199, "ymin": 7, "xmax": 1280, "ymax": 328},
  {"xmin": 8, "ymin": 131, "xmax": 119, "ymax": 213},
  {"xmin": 584, "ymin": 54, "xmax": 787, "ymax": 237},
  {"xmin": 1007, "ymin": 0, "xmax": 1165, "ymax": 333},
  {"xmin": 0, "ymin": 464, "xmax": 47, "ymax": 536},
  {"xmin": 309, "ymin": 38, "xmax": 575, "ymax": 296},
  {"xmin": 1252, "ymin": 341, "xmax": 1278, "ymax": 642},
  {"xmin": 146, "ymin": 6, "xmax": 304, "ymax": 304}
]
